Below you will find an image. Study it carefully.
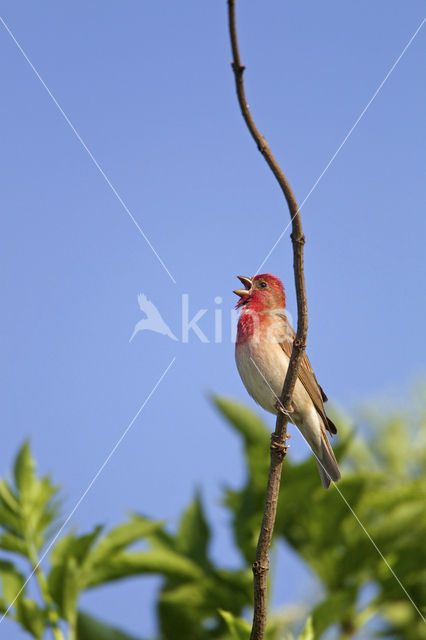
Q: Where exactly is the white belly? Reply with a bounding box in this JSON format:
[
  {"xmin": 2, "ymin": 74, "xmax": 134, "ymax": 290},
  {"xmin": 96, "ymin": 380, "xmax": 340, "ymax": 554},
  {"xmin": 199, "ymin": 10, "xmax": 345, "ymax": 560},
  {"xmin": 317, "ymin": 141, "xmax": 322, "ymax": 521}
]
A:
[{"xmin": 235, "ymin": 339, "xmax": 322, "ymax": 450}]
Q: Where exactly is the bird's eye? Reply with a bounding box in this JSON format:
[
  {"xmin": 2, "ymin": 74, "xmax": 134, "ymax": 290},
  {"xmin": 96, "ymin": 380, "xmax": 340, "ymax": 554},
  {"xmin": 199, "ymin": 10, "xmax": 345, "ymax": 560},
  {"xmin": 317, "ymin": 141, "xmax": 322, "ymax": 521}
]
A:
[{"xmin": 260, "ymin": 282, "xmax": 267, "ymax": 288}]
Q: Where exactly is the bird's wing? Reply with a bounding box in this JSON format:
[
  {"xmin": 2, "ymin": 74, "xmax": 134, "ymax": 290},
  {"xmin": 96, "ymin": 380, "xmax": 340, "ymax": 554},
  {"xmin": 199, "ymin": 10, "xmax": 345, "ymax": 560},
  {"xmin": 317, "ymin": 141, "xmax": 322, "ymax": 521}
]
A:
[
  {"xmin": 137, "ymin": 294, "xmax": 163, "ymax": 321},
  {"xmin": 278, "ymin": 319, "xmax": 337, "ymax": 435}
]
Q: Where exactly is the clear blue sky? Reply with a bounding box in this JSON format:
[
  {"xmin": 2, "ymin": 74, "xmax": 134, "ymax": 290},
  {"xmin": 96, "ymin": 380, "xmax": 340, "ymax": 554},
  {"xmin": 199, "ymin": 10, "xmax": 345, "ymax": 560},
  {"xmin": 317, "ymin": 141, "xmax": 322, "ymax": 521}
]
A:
[{"xmin": 0, "ymin": 1, "xmax": 425, "ymax": 638}]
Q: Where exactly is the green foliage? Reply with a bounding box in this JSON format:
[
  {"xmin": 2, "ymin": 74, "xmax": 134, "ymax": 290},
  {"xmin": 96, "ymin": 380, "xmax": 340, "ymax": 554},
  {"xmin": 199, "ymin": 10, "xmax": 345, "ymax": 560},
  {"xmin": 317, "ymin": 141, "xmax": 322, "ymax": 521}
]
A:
[
  {"xmin": 150, "ymin": 496, "xmax": 252, "ymax": 640},
  {"xmin": 77, "ymin": 611, "xmax": 145, "ymax": 640},
  {"xmin": 15, "ymin": 599, "xmax": 47, "ymax": 640},
  {"xmin": 1, "ymin": 392, "xmax": 425, "ymax": 639},
  {"xmin": 297, "ymin": 616, "xmax": 314, "ymax": 640},
  {"xmin": 0, "ymin": 560, "xmax": 25, "ymax": 604},
  {"xmin": 0, "ymin": 441, "xmax": 59, "ymax": 561},
  {"xmin": 0, "ymin": 445, "xmax": 251, "ymax": 639},
  {"xmin": 175, "ymin": 491, "xmax": 210, "ymax": 568},
  {"xmin": 219, "ymin": 609, "xmax": 251, "ymax": 640},
  {"xmin": 213, "ymin": 394, "xmax": 426, "ymax": 639},
  {"xmin": 219, "ymin": 609, "xmax": 288, "ymax": 640}
]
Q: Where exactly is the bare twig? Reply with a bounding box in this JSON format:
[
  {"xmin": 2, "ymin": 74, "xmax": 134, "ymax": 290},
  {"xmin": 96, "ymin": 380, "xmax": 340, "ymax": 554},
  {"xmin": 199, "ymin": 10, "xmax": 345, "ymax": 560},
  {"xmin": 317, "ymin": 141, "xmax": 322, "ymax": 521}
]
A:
[{"xmin": 227, "ymin": 2, "xmax": 308, "ymax": 638}]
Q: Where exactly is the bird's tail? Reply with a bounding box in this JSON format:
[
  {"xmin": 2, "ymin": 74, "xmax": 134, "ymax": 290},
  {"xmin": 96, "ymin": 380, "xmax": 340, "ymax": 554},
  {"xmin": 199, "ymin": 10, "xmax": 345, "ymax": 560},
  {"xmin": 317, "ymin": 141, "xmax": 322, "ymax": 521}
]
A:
[{"xmin": 315, "ymin": 431, "xmax": 341, "ymax": 490}]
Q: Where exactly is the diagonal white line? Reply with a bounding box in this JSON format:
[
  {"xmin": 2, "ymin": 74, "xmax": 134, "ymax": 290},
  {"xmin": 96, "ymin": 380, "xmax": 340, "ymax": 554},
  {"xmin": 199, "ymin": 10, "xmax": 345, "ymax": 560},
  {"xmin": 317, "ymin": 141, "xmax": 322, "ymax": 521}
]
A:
[
  {"xmin": 0, "ymin": 357, "xmax": 176, "ymax": 623},
  {"xmin": 323, "ymin": 466, "xmax": 426, "ymax": 623},
  {"xmin": 255, "ymin": 17, "xmax": 426, "ymax": 276},
  {"xmin": 248, "ymin": 356, "xmax": 425, "ymax": 622},
  {"xmin": 0, "ymin": 16, "xmax": 176, "ymax": 284}
]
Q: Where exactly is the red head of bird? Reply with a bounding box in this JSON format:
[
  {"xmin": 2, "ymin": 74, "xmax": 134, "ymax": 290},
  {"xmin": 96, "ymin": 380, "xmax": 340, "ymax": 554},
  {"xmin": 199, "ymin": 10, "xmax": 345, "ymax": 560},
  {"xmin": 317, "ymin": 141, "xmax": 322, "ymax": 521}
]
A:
[{"xmin": 234, "ymin": 274, "xmax": 286, "ymax": 312}]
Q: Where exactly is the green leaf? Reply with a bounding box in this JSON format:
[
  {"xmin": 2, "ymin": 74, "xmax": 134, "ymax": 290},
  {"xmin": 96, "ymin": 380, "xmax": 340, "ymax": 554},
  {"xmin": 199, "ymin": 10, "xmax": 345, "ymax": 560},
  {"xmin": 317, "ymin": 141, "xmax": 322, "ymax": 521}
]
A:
[
  {"xmin": 84, "ymin": 548, "xmax": 203, "ymax": 588},
  {"xmin": 48, "ymin": 527, "xmax": 103, "ymax": 614},
  {"xmin": 218, "ymin": 609, "xmax": 286, "ymax": 640},
  {"xmin": 209, "ymin": 568, "xmax": 252, "ymax": 614},
  {"xmin": 49, "ymin": 526, "xmax": 103, "ymax": 568},
  {"xmin": 88, "ymin": 516, "xmax": 163, "ymax": 566},
  {"xmin": 0, "ymin": 480, "xmax": 19, "ymax": 513},
  {"xmin": 0, "ymin": 532, "xmax": 28, "ymax": 556},
  {"xmin": 176, "ymin": 492, "xmax": 210, "ymax": 567},
  {"xmin": 13, "ymin": 441, "xmax": 36, "ymax": 498},
  {"xmin": 0, "ymin": 560, "xmax": 25, "ymax": 604},
  {"xmin": 212, "ymin": 396, "xmax": 272, "ymax": 563},
  {"xmin": 311, "ymin": 588, "xmax": 357, "ymax": 635},
  {"xmin": 29, "ymin": 478, "xmax": 61, "ymax": 540},
  {"xmin": 158, "ymin": 581, "xmax": 213, "ymax": 640},
  {"xmin": 0, "ymin": 480, "xmax": 21, "ymax": 536},
  {"xmin": 15, "ymin": 599, "xmax": 47, "ymax": 640},
  {"xmin": 218, "ymin": 610, "xmax": 251, "ymax": 640},
  {"xmin": 60, "ymin": 556, "xmax": 80, "ymax": 623},
  {"xmin": 297, "ymin": 616, "xmax": 314, "ymax": 640},
  {"xmin": 212, "ymin": 396, "xmax": 270, "ymax": 447},
  {"xmin": 77, "ymin": 611, "xmax": 145, "ymax": 640},
  {"xmin": 0, "ymin": 507, "xmax": 21, "ymax": 536},
  {"xmin": 0, "ymin": 443, "xmax": 61, "ymax": 556}
]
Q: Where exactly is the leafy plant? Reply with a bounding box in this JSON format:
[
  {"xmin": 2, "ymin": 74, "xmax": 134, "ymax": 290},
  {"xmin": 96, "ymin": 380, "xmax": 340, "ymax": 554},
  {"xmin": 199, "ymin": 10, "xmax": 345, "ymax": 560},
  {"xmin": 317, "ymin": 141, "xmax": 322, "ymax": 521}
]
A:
[
  {"xmin": 0, "ymin": 392, "xmax": 425, "ymax": 639},
  {"xmin": 213, "ymin": 394, "xmax": 426, "ymax": 639},
  {"xmin": 0, "ymin": 444, "xmax": 252, "ymax": 640}
]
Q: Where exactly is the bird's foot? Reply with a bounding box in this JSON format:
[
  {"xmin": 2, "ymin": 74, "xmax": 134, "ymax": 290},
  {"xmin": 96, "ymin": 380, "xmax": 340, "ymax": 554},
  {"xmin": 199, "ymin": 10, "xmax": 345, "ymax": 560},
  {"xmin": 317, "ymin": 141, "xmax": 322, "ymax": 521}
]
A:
[
  {"xmin": 270, "ymin": 433, "xmax": 289, "ymax": 457},
  {"xmin": 274, "ymin": 400, "xmax": 292, "ymax": 418}
]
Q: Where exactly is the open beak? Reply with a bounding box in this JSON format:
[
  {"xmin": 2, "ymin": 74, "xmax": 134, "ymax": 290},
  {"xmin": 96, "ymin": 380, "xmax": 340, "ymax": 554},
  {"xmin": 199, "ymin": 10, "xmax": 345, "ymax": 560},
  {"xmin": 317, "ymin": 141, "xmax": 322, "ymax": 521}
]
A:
[{"xmin": 233, "ymin": 275, "xmax": 253, "ymax": 297}]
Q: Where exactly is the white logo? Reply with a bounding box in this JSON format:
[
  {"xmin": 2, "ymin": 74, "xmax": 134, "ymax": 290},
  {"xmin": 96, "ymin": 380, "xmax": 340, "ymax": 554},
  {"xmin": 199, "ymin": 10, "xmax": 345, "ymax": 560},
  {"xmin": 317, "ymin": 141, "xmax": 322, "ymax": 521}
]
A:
[
  {"xmin": 130, "ymin": 293, "xmax": 294, "ymax": 343},
  {"xmin": 129, "ymin": 294, "xmax": 178, "ymax": 342}
]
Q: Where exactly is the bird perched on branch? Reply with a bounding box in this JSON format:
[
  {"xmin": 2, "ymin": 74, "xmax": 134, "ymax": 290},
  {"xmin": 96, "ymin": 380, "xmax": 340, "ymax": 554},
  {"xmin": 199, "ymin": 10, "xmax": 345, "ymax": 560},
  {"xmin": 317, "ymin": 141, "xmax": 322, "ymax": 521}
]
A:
[{"xmin": 234, "ymin": 273, "xmax": 340, "ymax": 489}]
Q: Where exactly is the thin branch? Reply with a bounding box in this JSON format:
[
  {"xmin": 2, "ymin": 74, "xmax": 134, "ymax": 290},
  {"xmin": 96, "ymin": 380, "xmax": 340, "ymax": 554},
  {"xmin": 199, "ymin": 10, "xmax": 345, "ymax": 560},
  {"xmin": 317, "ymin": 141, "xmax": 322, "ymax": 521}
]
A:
[{"xmin": 227, "ymin": 2, "xmax": 308, "ymax": 639}]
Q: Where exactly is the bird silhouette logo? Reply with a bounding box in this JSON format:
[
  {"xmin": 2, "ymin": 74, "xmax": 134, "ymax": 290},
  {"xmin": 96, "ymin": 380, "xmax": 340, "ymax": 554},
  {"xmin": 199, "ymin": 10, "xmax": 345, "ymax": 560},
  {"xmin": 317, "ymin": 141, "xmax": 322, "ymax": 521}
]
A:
[{"xmin": 129, "ymin": 294, "xmax": 178, "ymax": 343}]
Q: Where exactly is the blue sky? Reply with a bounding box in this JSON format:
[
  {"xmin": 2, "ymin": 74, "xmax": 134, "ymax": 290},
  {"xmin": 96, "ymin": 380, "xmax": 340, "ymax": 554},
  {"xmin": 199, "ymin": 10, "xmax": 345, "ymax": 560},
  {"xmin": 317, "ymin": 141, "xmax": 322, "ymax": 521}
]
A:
[{"xmin": 0, "ymin": 1, "xmax": 425, "ymax": 638}]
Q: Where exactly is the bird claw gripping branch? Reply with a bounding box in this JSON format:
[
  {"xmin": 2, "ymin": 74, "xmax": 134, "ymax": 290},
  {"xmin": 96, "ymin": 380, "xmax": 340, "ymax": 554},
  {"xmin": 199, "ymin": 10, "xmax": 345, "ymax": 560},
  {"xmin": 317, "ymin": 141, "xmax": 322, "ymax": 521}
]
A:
[
  {"xmin": 274, "ymin": 399, "xmax": 293, "ymax": 418},
  {"xmin": 270, "ymin": 433, "xmax": 289, "ymax": 458}
]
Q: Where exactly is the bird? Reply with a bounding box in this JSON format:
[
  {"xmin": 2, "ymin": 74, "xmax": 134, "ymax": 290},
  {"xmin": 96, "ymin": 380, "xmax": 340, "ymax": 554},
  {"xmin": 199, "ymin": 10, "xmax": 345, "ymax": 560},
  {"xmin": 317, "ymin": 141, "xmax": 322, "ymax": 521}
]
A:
[
  {"xmin": 129, "ymin": 294, "xmax": 178, "ymax": 343},
  {"xmin": 234, "ymin": 273, "xmax": 341, "ymax": 489}
]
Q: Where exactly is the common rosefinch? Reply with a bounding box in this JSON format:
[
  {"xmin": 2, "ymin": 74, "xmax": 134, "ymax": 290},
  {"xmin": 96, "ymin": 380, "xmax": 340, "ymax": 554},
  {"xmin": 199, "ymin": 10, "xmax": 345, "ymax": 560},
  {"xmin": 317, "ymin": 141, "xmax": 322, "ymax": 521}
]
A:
[{"xmin": 234, "ymin": 274, "xmax": 341, "ymax": 488}]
